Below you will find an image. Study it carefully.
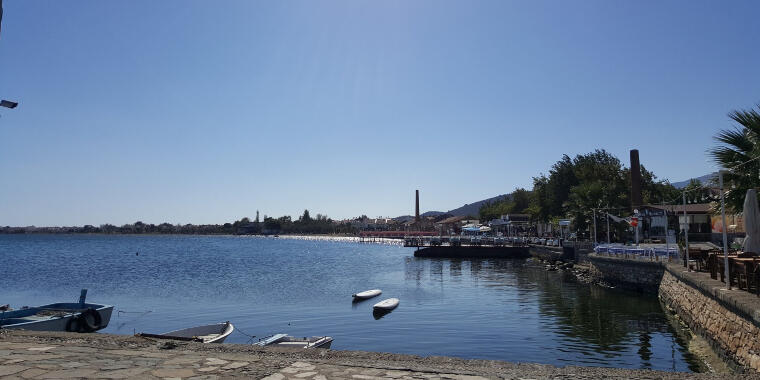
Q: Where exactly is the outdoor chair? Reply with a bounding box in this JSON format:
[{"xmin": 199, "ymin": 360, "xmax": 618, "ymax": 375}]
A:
[
  {"xmin": 733, "ymin": 261, "xmax": 749, "ymax": 290},
  {"xmin": 753, "ymin": 262, "xmax": 760, "ymax": 296}
]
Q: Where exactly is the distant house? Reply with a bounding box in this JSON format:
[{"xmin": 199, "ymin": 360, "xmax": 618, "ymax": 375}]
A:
[
  {"xmin": 236, "ymin": 222, "xmax": 260, "ymax": 235},
  {"xmin": 642, "ymin": 203, "xmax": 741, "ymax": 243},
  {"xmin": 434, "ymin": 215, "xmax": 473, "ymax": 235},
  {"xmin": 488, "ymin": 214, "xmax": 530, "ymax": 235},
  {"xmin": 361, "ymin": 217, "xmax": 399, "ymax": 231}
]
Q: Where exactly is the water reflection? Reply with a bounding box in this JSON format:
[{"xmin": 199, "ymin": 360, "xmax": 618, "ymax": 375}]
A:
[
  {"xmin": 404, "ymin": 257, "xmax": 702, "ymax": 371},
  {"xmin": 0, "ymin": 235, "xmax": 703, "ymax": 372}
]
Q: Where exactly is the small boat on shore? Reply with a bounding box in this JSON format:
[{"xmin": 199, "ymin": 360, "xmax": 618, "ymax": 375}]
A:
[
  {"xmin": 352, "ymin": 289, "xmax": 381, "ymax": 301},
  {"xmin": 137, "ymin": 322, "xmax": 234, "ymax": 344},
  {"xmin": 0, "ymin": 290, "xmax": 113, "ymax": 333},
  {"xmin": 255, "ymin": 333, "xmax": 333, "ymax": 349},
  {"xmin": 373, "ymin": 298, "xmax": 399, "ymax": 311}
]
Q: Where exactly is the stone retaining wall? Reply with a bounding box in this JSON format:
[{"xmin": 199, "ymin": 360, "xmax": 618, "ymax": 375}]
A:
[
  {"xmin": 586, "ymin": 253, "xmax": 760, "ymax": 372},
  {"xmin": 528, "ymin": 245, "xmax": 575, "ymax": 262},
  {"xmin": 659, "ymin": 267, "xmax": 760, "ymax": 372},
  {"xmin": 586, "ymin": 255, "xmax": 665, "ymax": 293}
]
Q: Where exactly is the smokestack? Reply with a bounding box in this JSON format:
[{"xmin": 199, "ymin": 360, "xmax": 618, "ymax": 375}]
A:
[
  {"xmin": 415, "ymin": 190, "xmax": 420, "ymax": 223},
  {"xmin": 630, "ymin": 149, "xmax": 643, "ymax": 210}
]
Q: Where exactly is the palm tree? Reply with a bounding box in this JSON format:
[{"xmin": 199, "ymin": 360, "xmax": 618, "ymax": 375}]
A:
[{"xmin": 708, "ymin": 105, "xmax": 760, "ymax": 212}]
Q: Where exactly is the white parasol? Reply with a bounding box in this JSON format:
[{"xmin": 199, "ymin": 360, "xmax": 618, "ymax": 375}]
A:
[{"xmin": 742, "ymin": 189, "xmax": 760, "ymax": 254}]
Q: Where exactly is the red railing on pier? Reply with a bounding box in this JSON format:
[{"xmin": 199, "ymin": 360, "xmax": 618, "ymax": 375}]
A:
[{"xmin": 359, "ymin": 231, "xmax": 437, "ymax": 239}]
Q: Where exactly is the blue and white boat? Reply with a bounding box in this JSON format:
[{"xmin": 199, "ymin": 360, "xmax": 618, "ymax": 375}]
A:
[
  {"xmin": 255, "ymin": 333, "xmax": 333, "ymax": 349},
  {"xmin": 0, "ymin": 290, "xmax": 113, "ymax": 333}
]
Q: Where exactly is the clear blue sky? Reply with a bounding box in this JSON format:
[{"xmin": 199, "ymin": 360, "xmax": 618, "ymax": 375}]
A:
[{"xmin": 1, "ymin": 1, "xmax": 759, "ymax": 226}]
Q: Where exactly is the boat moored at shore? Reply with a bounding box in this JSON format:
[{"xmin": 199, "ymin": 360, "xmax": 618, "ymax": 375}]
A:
[
  {"xmin": 136, "ymin": 322, "xmax": 235, "ymax": 343},
  {"xmin": 255, "ymin": 333, "xmax": 333, "ymax": 349},
  {"xmin": 0, "ymin": 303, "xmax": 113, "ymax": 333}
]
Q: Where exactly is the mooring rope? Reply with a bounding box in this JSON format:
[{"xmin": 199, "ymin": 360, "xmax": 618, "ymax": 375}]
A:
[{"xmin": 235, "ymin": 327, "xmax": 257, "ymax": 344}]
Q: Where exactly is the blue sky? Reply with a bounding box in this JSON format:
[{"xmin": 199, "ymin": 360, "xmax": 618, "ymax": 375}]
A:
[{"xmin": 1, "ymin": 1, "xmax": 759, "ymax": 226}]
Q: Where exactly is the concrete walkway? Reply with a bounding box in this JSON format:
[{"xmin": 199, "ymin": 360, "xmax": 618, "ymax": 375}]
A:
[{"xmin": 0, "ymin": 330, "xmax": 757, "ymax": 379}]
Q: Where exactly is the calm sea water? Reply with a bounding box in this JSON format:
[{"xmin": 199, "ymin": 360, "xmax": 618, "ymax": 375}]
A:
[{"xmin": 0, "ymin": 235, "xmax": 701, "ymax": 371}]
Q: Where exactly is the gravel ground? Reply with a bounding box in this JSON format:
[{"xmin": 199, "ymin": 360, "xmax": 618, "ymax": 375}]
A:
[{"xmin": 0, "ymin": 330, "xmax": 757, "ymax": 379}]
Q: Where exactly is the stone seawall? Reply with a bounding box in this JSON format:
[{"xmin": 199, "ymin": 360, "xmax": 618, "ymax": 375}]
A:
[
  {"xmin": 413, "ymin": 246, "xmax": 530, "ymax": 258},
  {"xmin": 586, "ymin": 253, "xmax": 760, "ymax": 372},
  {"xmin": 528, "ymin": 245, "xmax": 575, "ymax": 262},
  {"xmin": 586, "ymin": 255, "xmax": 665, "ymax": 293},
  {"xmin": 659, "ymin": 267, "xmax": 760, "ymax": 372}
]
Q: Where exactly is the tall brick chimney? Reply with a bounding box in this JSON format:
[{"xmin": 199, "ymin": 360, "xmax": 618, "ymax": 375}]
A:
[
  {"xmin": 415, "ymin": 190, "xmax": 420, "ymax": 223},
  {"xmin": 630, "ymin": 149, "xmax": 643, "ymax": 210}
]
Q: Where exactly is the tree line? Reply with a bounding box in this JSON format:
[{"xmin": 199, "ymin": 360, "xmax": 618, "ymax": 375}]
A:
[
  {"xmin": 479, "ymin": 149, "xmax": 681, "ymax": 236},
  {"xmin": 480, "ymin": 103, "xmax": 760, "ymax": 238},
  {"xmin": 0, "ymin": 209, "xmax": 357, "ymax": 235}
]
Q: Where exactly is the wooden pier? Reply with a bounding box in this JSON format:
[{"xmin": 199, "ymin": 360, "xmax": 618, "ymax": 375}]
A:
[
  {"xmin": 405, "ymin": 235, "xmax": 530, "ymax": 259},
  {"xmin": 402, "ymin": 235, "xmax": 527, "ymax": 248}
]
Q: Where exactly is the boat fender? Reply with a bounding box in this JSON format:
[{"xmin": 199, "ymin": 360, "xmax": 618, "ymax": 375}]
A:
[{"xmin": 79, "ymin": 308, "xmax": 102, "ymax": 332}]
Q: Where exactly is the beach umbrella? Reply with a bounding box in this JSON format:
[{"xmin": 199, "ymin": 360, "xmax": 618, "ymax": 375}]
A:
[{"xmin": 742, "ymin": 189, "xmax": 760, "ymax": 254}]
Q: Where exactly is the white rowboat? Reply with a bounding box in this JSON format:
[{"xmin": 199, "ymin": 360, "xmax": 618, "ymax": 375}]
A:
[
  {"xmin": 138, "ymin": 322, "xmax": 234, "ymax": 344},
  {"xmin": 352, "ymin": 289, "xmax": 382, "ymax": 300},
  {"xmin": 373, "ymin": 298, "xmax": 399, "ymax": 311}
]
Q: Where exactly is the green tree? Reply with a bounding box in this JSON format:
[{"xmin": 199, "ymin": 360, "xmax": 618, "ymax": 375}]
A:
[{"xmin": 708, "ymin": 105, "xmax": 760, "ymax": 212}]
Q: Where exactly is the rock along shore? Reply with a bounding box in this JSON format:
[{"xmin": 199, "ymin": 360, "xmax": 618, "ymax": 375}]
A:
[{"xmin": 0, "ymin": 330, "xmax": 757, "ymax": 379}]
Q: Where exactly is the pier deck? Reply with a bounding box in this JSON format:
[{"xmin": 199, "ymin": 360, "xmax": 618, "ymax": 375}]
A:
[{"xmin": 0, "ymin": 330, "xmax": 747, "ymax": 379}]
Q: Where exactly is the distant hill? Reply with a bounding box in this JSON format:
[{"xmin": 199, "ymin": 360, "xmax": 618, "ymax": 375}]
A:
[
  {"xmin": 393, "ymin": 211, "xmax": 445, "ymax": 222},
  {"xmin": 396, "ymin": 173, "xmax": 718, "ymax": 221},
  {"xmin": 444, "ymin": 194, "xmax": 511, "ymax": 217},
  {"xmin": 394, "ymin": 194, "xmax": 510, "ymax": 220},
  {"xmin": 671, "ymin": 173, "xmax": 716, "ymax": 189}
]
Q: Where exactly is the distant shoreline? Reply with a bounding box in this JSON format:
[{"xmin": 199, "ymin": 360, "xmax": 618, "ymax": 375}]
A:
[{"xmin": 0, "ymin": 232, "xmax": 406, "ymax": 245}]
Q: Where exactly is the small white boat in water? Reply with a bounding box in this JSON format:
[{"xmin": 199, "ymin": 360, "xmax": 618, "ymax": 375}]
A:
[
  {"xmin": 352, "ymin": 289, "xmax": 382, "ymax": 300},
  {"xmin": 373, "ymin": 298, "xmax": 399, "ymax": 311},
  {"xmin": 137, "ymin": 322, "xmax": 234, "ymax": 343},
  {"xmin": 255, "ymin": 333, "xmax": 333, "ymax": 349}
]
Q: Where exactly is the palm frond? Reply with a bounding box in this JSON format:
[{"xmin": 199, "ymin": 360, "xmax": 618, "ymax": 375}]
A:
[
  {"xmin": 713, "ymin": 128, "xmax": 754, "ymax": 154},
  {"xmin": 728, "ymin": 107, "xmax": 760, "ymax": 135}
]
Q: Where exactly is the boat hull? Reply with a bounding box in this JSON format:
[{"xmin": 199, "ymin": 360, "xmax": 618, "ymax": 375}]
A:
[
  {"xmin": 146, "ymin": 322, "xmax": 235, "ymax": 344},
  {"xmin": 256, "ymin": 334, "xmax": 333, "ymax": 349},
  {"xmin": 0, "ymin": 303, "xmax": 113, "ymax": 333},
  {"xmin": 372, "ymin": 298, "xmax": 399, "ymax": 311},
  {"xmin": 352, "ymin": 289, "xmax": 382, "ymax": 300}
]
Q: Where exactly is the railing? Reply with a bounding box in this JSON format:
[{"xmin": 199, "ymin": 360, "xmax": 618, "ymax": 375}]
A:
[
  {"xmin": 593, "ymin": 244, "xmax": 680, "ymax": 262},
  {"xmin": 402, "ymin": 235, "xmax": 527, "ymax": 248},
  {"xmin": 562, "ymin": 240, "xmax": 593, "ymax": 250}
]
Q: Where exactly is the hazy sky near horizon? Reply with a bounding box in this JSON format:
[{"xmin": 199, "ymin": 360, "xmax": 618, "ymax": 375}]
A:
[{"xmin": 1, "ymin": 1, "xmax": 759, "ymax": 226}]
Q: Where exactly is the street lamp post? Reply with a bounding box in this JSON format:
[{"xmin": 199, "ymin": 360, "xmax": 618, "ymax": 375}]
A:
[
  {"xmin": 662, "ymin": 200, "xmax": 669, "ymax": 262},
  {"xmin": 719, "ymin": 170, "xmax": 731, "ymax": 289},
  {"xmin": 606, "ymin": 207, "xmax": 611, "ymax": 245},
  {"xmin": 593, "ymin": 208, "xmax": 597, "ymax": 246},
  {"xmin": 683, "ymin": 191, "xmax": 690, "ymax": 271}
]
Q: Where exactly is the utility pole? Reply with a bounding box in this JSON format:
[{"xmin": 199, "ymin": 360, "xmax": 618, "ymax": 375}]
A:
[
  {"xmin": 683, "ymin": 191, "xmax": 690, "ymax": 271},
  {"xmin": 719, "ymin": 170, "xmax": 730, "ymax": 289},
  {"xmin": 606, "ymin": 207, "xmax": 611, "ymax": 245}
]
